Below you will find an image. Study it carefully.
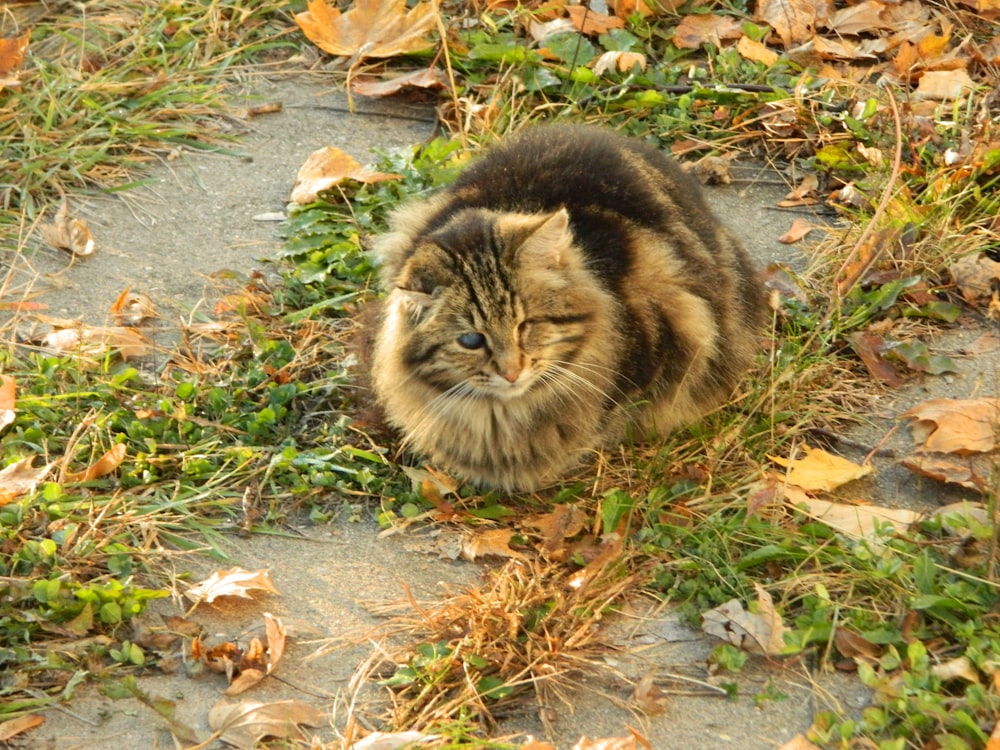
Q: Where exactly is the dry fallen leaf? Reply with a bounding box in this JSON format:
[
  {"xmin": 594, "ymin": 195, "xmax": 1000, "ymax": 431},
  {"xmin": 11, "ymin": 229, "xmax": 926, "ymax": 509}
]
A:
[
  {"xmin": 225, "ymin": 613, "xmax": 288, "ymax": 695},
  {"xmin": 833, "ymin": 627, "xmax": 882, "ymax": 664},
  {"xmin": 736, "ymin": 35, "xmax": 780, "ymax": 66},
  {"xmin": 64, "ymin": 443, "xmax": 127, "ymax": 483},
  {"xmin": 950, "ymin": 254, "xmax": 1000, "ymax": 308},
  {"xmin": 291, "ymin": 145, "xmax": 402, "ymax": 204},
  {"xmin": 566, "ymin": 5, "xmax": 624, "ymax": 35},
  {"xmin": 702, "ymin": 582, "xmax": 787, "ymax": 656},
  {"xmin": 185, "ymin": 567, "xmax": 280, "ymax": 606},
  {"xmin": 592, "ymin": 50, "xmax": 647, "ymax": 75},
  {"xmin": 39, "ymin": 201, "xmax": 95, "ymax": 256},
  {"xmin": 110, "ymin": 286, "xmax": 157, "ymax": 326},
  {"xmin": 755, "ymin": 0, "xmax": 833, "ymax": 48},
  {"xmin": 631, "ymin": 672, "xmax": 669, "ymax": 715},
  {"xmin": 778, "ymin": 218, "xmax": 816, "ymax": 244},
  {"xmin": 0, "ymin": 31, "xmax": 30, "ymax": 91},
  {"xmin": 785, "ymin": 486, "xmax": 920, "ymax": 540},
  {"xmin": 461, "ymin": 528, "xmax": 528, "ymax": 561},
  {"xmin": 777, "ymin": 736, "xmax": 824, "ymax": 750},
  {"xmin": 0, "ymin": 456, "xmax": 54, "ymax": 507},
  {"xmin": 900, "ymin": 453, "xmax": 995, "ymax": 493},
  {"xmin": 915, "ymin": 69, "xmax": 976, "ymax": 100},
  {"xmin": 351, "ymin": 67, "xmax": 445, "ymax": 97},
  {"xmin": 931, "ymin": 655, "xmax": 981, "ymax": 684},
  {"xmin": 0, "ymin": 714, "xmax": 44, "ymax": 741},
  {"xmin": 208, "ymin": 699, "xmax": 324, "ymax": 748},
  {"xmin": 523, "ymin": 503, "xmax": 588, "ymax": 559},
  {"xmin": 295, "ymin": 0, "xmax": 438, "ymax": 60},
  {"xmin": 672, "ymin": 14, "xmax": 742, "ymax": 49},
  {"xmin": 0, "ymin": 375, "xmax": 14, "ymax": 432},
  {"xmin": 901, "ymin": 398, "xmax": 1000, "ymax": 454},
  {"xmin": 571, "ymin": 728, "xmax": 652, "ymax": 750},
  {"xmin": 770, "ymin": 445, "xmax": 873, "ymax": 491},
  {"xmin": 40, "ymin": 324, "xmax": 150, "ymax": 360}
]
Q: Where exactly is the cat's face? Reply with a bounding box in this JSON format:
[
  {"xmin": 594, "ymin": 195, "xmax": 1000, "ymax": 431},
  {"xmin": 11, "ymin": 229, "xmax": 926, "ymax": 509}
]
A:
[{"xmin": 381, "ymin": 209, "xmax": 608, "ymax": 402}]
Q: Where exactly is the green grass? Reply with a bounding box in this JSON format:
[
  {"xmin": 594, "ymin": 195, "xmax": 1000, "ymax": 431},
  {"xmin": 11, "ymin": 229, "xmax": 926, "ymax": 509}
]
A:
[{"xmin": 1, "ymin": 1, "xmax": 999, "ymax": 748}]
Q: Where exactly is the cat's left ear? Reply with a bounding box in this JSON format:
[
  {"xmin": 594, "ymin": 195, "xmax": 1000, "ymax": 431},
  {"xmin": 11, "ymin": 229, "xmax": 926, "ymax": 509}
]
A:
[{"xmin": 516, "ymin": 209, "xmax": 574, "ymax": 269}]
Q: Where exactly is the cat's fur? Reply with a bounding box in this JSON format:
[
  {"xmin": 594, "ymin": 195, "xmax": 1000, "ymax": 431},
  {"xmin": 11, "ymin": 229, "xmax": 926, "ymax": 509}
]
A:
[{"xmin": 370, "ymin": 124, "xmax": 765, "ymax": 491}]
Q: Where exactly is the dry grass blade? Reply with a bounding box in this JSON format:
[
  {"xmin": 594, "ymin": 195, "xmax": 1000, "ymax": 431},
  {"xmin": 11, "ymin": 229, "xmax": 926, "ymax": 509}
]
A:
[{"xmin": 346, "ymin": 553, "xmax": 652, "ymax": 734}]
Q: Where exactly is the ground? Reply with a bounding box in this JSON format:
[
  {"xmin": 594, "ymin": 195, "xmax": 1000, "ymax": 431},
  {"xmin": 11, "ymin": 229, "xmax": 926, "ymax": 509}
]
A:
[{"xmin": 11, "ymin": 76, "xmax": 995, "ymax": 749}]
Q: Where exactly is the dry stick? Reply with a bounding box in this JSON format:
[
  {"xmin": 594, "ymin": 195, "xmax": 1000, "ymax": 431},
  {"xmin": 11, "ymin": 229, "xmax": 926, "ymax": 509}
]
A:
[{"xmin": 434, "ymin": 7, "xmax": 466, "ymax": 147}]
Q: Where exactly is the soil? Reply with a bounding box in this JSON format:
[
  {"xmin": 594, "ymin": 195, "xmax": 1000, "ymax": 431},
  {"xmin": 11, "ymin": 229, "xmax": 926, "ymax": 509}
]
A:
[{"xmin": 12, "ymin": 75, "xmax": 996, "ymax": 749}]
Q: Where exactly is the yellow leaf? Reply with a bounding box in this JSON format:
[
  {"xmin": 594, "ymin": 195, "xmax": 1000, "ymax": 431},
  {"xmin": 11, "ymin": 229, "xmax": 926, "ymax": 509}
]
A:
[
  {"xmin": 291, "ymin": 145, "xmax": 402, "ymax": 204},
  {"xmin": 786, "ymin": 489, "xmax": 920, "ymax": 540},
  {"xmin": 294, "ymin": 0, "xmax": 438, "ymax": 60},
  {"xmin": 736, "ymin": 35, "xmax": 780, "ymax": 66},
  {"xmin": 769, "ymin": 445, "xmax": 873, "ymax": 491},
  {"xmin": 0, "ymin": 375, "xmax": 14, "ymax": 432}
]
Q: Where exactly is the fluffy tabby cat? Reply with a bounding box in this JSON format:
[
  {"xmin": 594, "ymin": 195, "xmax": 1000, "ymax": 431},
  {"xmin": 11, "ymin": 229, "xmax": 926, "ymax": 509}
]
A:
[{"xmin": 370, "ymin": 124, "xmax": 765, "ymax": 491}]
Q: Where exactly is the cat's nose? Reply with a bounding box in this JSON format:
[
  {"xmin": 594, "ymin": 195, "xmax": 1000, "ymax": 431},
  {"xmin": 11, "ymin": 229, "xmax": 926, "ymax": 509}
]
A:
[{"xmin": 497, "ymin": 353, "xmax": 524, "ymax": 383}]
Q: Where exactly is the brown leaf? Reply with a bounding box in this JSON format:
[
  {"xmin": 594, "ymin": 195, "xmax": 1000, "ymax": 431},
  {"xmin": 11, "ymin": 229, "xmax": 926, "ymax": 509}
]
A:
[
  {"xmin": 185, "ymin": 567, "xmax": 281, "ymax": 606},
  {"xmin": 572, "ymin": 727, "xmax": 652, "ymax": 750},
  {"xmin": 0, "ymin": 375, "xmax": 14, "ymax": 432},
  {"xmin": 294, "ymin": 0, "xmax": 438, "ymax": 60},
  {"xmin": 846, "ymin": 331, "xmax": 903, "ymax": 387},
  {"xmin": 461, "ymin": 528, "xmax": 528, "ymax": 561},
  {"xmin": 524, "ymin": 503, "xmax": 588, "ymax": 559},
  {"xmin": 931, "ymin": 655, "xmax": 981, "ymax": 684},
  {"xmin": 39, "ymin": 201, "xmax": 95, "ymax": 256},
  {"xmin": 0, "ymin": 31, "xmax": 30, "ymax": 91},
  {"xmin": 777, "ymin": 218, "xmax": 816, "ymax": 244},
  {"xmin": 291, "ymin": 145, "xmax": 402, "ymax": 204},
  {"xmin": 701, "ymin": 582, "xmax": 787, "ymax": 655},
  {"xmin": 833, "ymin": 627, "xmax": 882, "ymax": 663},
  {"xmin": 110, "ymin": 286, "xmax": 157, "ymax": 326},
  {"xmin": 902, "ymin": 398, "xmax": 1000, "ymax": 454},
  {"xmin": 207, "ymin": 699, "xmax": 325, "ymax": 747},
  {"xmin": 631, "ymin": 672, "xmax": 669, "ymax": 715},
  {"xmin": 901, "ymin": 453, "xmax": 995, "ymax": 492},
  {"xmin": 755, "ymin": 0, "xmax": 833, "ymax": 48},
  {"xmin": 0, "ymin": 714, "xmax": 44, "ymax": 741},
  {"xmin": 567, "ymin": 533, "xmax": 624, "ymax": 590},
  {"xmin": 0, "ymin": 456, "xmax": 54, "ymax": 507},
  {"xmin": 915, "ymin": 69, "xmax": 975, "ymax": 100},
  {"xmin": 777, "ymin": 736, "xmax": 824, "ymax": 750},
  {"xmin": 769, "ymin": 445, "xmax": 873, "ymax": 491},
  {"xmin": 64, "ymin": 443, "xmax": 127, "ymax": 483},
  {"xmin": 825, "ymin": 0, "xmax": 893, "ymax": 35},
  {"xmin": 566, "ymin": 5, "xmax": 625, "ymax": 35},
  {"xmin": 950, "ymin": 254, "xmax": 1000, "ymax": 308},
  {"xmin": 672, "ymin": 14, "xmax": 742, "ymax": 50},
  {"xmin": 351, "ymin": 67, "xmax": 445, "ymax": 97}
]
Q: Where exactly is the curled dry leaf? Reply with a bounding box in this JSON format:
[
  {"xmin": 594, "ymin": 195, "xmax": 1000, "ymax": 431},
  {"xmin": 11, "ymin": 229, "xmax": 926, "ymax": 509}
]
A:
[
  {"xmin": 901, "ymin": 453, "xmax": 995, "ymax": 493},
  {"xmin": 185, "ymin": 567, "xmax": 280, "ymax": 606},
  {"xmin": 931, "ymin": 655, "xmax": 981, "ymax": 684},
  {"xmin": 208, "ymin": 699, "xmax": 325, "ymax": 748},
  {"xmin": 737, "ymin": 35, "xmax": 780, "ymax": 66},
  {"xmin": 755, "ymin": 0, "xmax": 834, "ymax": 48},
  {"xmin": 110, "ymin": 286, "xmax": 157, "ymax": 326},
  {"xmin": 915, "ymin": 69, "xmax": 976, "ymax": 100},
  {"xmin": 524, "ymin": 503, "xmax": 588, "ymax": 559},
  {"xmin": 0, "ymin": 456, "xmax": 54, "ymax": 506},
  {"xmin": 631, "ymin": 672, "xmax": 669, "ymax": 715},
  {"xmin": 565, "ymin": 5, "xmax": 624, "ymax": 35},
  {"xmin": 294, "ymin": 0, "xmax": 438, "ymax": 60},
  {"xmin": 901, "ymin": 398, "xmax": 1000, "ymax": 454},
  {"xmin": 769, "ymin": 444, "xmax": 873, "ymax": 491},
  {"xmin": 64, "ymin": 443, "xmax": 127, "ymax": 483},
  {"xmin": 291, "ymin": 145, "xmax": 402, "ymax": 204},
  {"xmin": 701, "ymin": 582, "xmax": 788, "ymax": 656},
  {"xmin": 351, "ymin": 67, "xmax": 445, "ymax": 97},
  {"xmin": 0, "ymin": 30, "xmax": 30, "ymax": 91},
  {"xmin": 39, "ymin": 202, "xmax": 95, "ymax": 256},
  {"xmin": 950, "ymin": 254, "xmax": 1000, "ymax": 308},
  {"xmin": 461, "ymin": 528, "xmax": 528, "ymax": 561}
]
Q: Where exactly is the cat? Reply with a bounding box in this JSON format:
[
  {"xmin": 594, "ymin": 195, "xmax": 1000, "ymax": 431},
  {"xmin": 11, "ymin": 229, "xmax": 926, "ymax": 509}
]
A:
[{"xmin": 369, "ymin": 124, "xmax": 766, "ymax": 491}]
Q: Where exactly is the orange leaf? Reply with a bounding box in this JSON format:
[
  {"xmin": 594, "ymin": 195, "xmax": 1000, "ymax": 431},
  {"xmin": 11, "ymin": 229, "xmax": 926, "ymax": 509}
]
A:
[
  {"xmin": 0, "ymin": 31, "xmax": 29, "ymax": 91},
  {"xmin": 39, "ymin": 201, "xmax": 95, "ymax": 257},
  {"xmin": 736, "ymin": 35, "xmax": 780, "ymax": 66},
  {"xmin": 461, "ymin": 528, "xmax": 528, "ymax": 561},
  {"xmin": 65, "ymin": 443, "xmax": 127, "ymax": 483},
  {"xmin": 565, "ymin": 5, "xmax": 624, "ymax": 35},
  {"xmin": 294, "ymin": 0, "xmax": 438, "ymax": 60},
  {"xmin": 0, "ymin": 714, "xmax": 44, "ymax": 742},
  {"xmin": 291, "ymin": 145, "xmax": 402, "ymax": 204}
]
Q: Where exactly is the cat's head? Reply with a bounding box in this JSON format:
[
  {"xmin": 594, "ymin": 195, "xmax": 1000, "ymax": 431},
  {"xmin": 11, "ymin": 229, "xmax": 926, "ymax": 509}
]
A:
[{"xmin": 378, "ymin": 208, "xmax": 612, "ymax": 401}]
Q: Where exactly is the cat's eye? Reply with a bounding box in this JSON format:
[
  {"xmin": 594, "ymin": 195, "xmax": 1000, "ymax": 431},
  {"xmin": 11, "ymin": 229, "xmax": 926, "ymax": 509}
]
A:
[{"xmin": 457, "ymin": 332, "xmax": 487, "ymax": 350}]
